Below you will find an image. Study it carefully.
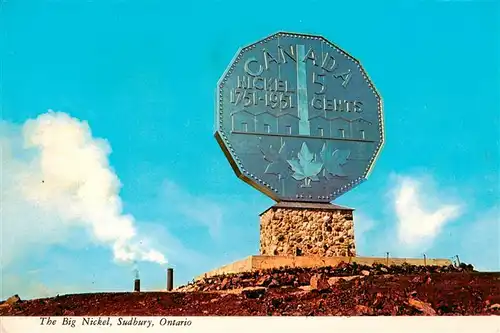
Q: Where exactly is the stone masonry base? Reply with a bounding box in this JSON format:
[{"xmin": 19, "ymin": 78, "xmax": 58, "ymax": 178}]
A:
[{"xmin": 259, "ymin": 202, "xmax": 356, "ymax": 257}]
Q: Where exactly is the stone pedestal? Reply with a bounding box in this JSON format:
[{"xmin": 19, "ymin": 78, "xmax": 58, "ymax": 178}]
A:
[{"xmin": 259, "ymin": 202, "xmax": 356, "ymax": 257}]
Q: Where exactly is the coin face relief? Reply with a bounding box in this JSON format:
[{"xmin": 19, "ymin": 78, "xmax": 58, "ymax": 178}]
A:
[{"xmin": 215, "ymin": 32, "xmax": 384, "ymax": 203}]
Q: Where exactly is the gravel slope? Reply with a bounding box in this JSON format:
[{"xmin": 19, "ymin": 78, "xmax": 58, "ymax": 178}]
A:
[{"xmin": 1, "ymin": 263, "xmax": 499, "ymax": 316}]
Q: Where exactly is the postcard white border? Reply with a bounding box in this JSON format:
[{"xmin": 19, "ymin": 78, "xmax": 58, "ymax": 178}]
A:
[{"xmin": 1, "ymin": 316, "xmax": 499, "ymax": 333}]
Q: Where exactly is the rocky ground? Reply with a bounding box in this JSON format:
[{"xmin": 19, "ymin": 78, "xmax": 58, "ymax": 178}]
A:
[{"xmin": 1, "ymin": 262, "xmax": 499, "ymax": 316}]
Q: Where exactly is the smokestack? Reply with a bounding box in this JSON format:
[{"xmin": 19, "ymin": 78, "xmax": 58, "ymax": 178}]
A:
[
  {"xmin": 133, "ymin": 267, "xmax": 140, "ymax": 292},
  {"xmin": 166, "ymin": 268, "xmax": 173, "ymax": 291}
]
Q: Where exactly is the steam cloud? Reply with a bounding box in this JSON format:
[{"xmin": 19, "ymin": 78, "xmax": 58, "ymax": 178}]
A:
[{"xmin": 1, "ymin": 110, "xmax": 167, "ymax": 265}]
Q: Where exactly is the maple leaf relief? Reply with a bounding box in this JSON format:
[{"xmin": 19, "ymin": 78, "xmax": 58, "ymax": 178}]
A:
[
  {"xmin": 259, "ymin": 139, "xmax": 290, "ymax": 180},
  {"xmin": 287, "ymin": 142, "xmax": 323, "ymax": 187},
  {"xmin": 320, "ymin": 142, "xmax": 350, "ymax": 178}
]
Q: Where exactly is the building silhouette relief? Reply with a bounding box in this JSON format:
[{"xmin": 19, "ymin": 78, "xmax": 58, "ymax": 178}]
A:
[{"xmin": 231, "ymin": 109, "xmax": 372, "ymax": 141}]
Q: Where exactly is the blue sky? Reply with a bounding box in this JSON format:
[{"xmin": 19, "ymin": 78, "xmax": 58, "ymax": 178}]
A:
[{"xmin": 1, "ymin": 0, "xmax": 499, "ymax": 299}]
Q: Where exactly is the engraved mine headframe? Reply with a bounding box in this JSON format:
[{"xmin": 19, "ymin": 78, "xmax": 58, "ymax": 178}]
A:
[{"xmin": 215, "ymin": 32, "xmax": 384, "ymax": 203}]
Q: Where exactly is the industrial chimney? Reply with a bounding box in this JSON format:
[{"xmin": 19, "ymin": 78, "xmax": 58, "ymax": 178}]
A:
[
  {"xmin": 166, "ymin": 268, "xmax": 173, "ymax": 291},
  {"xmin": 133, "ymin": 268, "xmax": 140, "ymax": 292}
]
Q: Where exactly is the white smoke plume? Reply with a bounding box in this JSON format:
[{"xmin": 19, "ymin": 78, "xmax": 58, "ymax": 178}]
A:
[{"xmin": 1, "ymin": 110, "xmax": 167, "ymax": 266}]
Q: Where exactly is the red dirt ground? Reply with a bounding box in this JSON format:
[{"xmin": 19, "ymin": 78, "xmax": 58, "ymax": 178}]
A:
[{"xmin": 1, "ymin": 264, "xmax": 499, "ymax": 316}]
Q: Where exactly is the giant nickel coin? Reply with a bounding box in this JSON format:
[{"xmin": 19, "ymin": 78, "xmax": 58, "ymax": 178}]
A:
[{"xmin": 215, "ymin": 32, "xmax": 384, "ymax": 202}]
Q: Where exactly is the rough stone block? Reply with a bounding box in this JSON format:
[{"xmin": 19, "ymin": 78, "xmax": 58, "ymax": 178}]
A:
[{"xmin": 259, "ymin": 202, "xmax": 356, "ymax": 257}]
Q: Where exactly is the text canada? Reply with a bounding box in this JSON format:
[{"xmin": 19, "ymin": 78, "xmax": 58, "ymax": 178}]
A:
[{"xmin": 243, "ymin": 44, "xmax": 353, "ymax": 87}]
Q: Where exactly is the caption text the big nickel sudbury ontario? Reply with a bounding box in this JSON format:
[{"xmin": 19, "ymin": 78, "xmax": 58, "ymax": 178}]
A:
[{"xmin": 40, "ymin": 316, "xmax": 193, "ymax": 328}]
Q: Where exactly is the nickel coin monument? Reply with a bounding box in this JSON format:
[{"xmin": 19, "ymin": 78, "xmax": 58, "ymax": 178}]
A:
[{"xmin": 215, "ymin": 32, "xmax": 384, "ymax": 258}]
